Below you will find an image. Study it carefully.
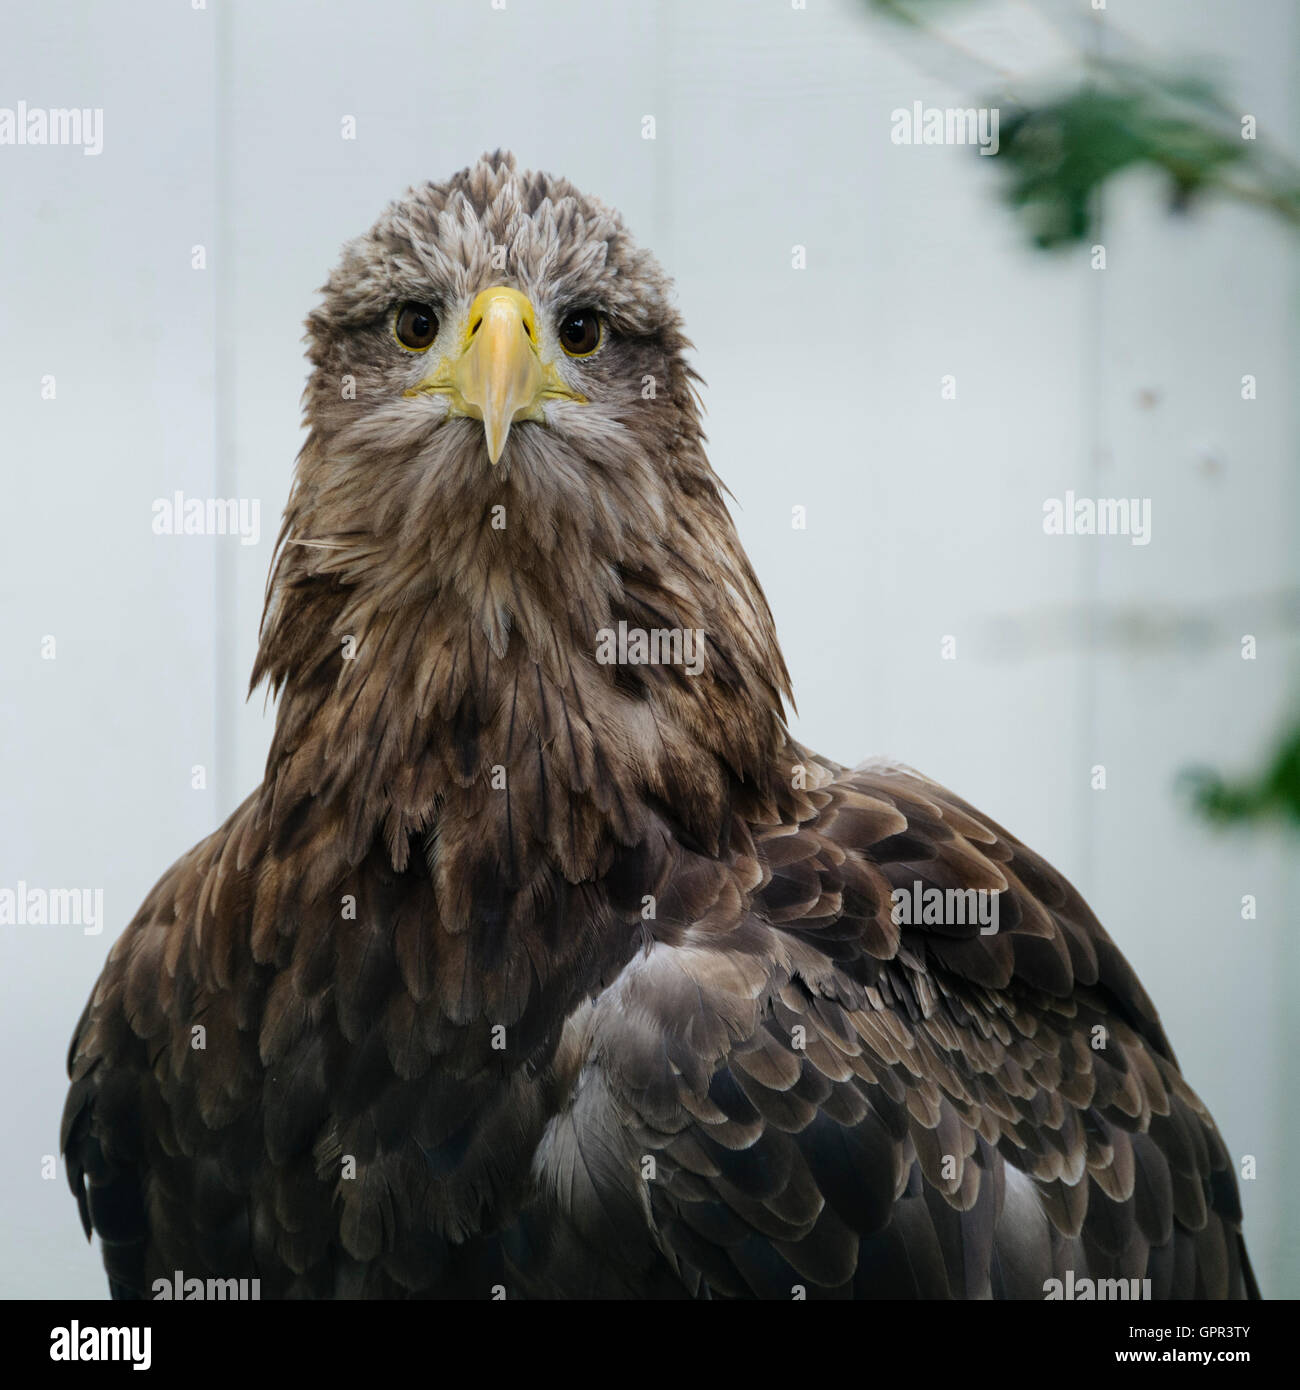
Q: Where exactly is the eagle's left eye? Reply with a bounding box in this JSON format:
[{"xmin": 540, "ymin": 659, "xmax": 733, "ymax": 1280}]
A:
[
  {"xmin": 558, "ymin": 309, "xmax": 602, "ymax": 357},
  {"xmin": 394, "ymin": 302, "xmax": 439, "ymax": 351}
]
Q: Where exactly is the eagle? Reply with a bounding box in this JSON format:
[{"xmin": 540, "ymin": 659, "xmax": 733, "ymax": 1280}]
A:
[{"xmin": 63, "ymin": 152, "xmax": 1257, "ymax": 1301}]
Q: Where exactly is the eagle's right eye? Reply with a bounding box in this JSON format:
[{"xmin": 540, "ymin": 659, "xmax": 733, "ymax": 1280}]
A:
[
  {"xmin": 394, "ymin": 302, "xmax": 439, "ymax": 351},
  {"xmin": 558, "ymin": 308, "xmax": 602, "ymax": 357}
]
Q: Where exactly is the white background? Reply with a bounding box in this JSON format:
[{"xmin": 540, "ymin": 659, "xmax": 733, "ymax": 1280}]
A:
[{"xmin": 1, "ymin": 0, "xmax": 1295, "ymax": 1299}]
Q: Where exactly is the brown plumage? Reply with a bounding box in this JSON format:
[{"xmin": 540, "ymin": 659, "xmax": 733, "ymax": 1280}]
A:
[{"xmin": 63, "ymin": 152, "xmax": 1256, "ymax": 1300}]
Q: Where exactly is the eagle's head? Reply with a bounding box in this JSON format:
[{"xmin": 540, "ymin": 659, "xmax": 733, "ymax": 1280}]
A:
[
  {"xmin": 255, "ymin": 153, "xmax": 800, "ymax": 893},
  {"xmin": 291, "ymin": 150, "xmax": 704, "ymax": 588},
  {"xmin": 304, "ymin": 150, "xmax": 691, "ymax": 477}
]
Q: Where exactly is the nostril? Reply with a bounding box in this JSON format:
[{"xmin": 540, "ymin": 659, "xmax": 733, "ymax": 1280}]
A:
[{"xmin": 469, "ymin": 316, "xmax": 483, "ymax": 338}]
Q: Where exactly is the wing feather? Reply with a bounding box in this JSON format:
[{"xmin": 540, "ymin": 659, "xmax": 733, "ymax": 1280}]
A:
[{"xmin": 550, "ymin": 759, "xmax": 1257, "ymax": 1299}]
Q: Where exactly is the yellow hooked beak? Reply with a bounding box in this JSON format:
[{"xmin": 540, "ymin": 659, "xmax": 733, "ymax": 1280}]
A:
[{"xmin": 404, "ymin": 287, "xmax": 585, "ymax": 464}]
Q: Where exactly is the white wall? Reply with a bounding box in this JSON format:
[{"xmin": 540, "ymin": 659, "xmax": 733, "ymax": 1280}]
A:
[{"xmin": 1, "ymin": 0, "xmax": 1295, "ymax": 1298}]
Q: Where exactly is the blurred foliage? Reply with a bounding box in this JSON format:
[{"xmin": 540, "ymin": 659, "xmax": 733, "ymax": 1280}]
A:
[
  {"xmin": 869, "ymin": 0, "xmax": 1300, "ymax": 831},
  {"xmin": 995, "ymin": 64, "xmax": 1300, "ymax": 249},
  {"xmin": 870, "ymin": 0, "xmax": 1300, "ymax": 247},
  {"xmin": 1185, "ymin": 727, "xmax": 1300, "ymax": 831}
]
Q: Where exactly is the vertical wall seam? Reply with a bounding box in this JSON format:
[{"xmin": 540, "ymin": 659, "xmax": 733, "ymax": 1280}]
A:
[
  {"xmin": 213, "ymin": 0, "xmax": 235, "ymax": 815},
  {"xmin": 1080, "ymin": 14, "xmax": 1107, "ymax": 892}
]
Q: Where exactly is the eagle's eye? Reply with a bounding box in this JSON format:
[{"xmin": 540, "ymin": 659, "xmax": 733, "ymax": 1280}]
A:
[
  {"xmin": 558, "ymin": 309, "xmax": 602, "ymax": 357},
  {"xmin": 394, "ymin": 302, "xmax": 439, "ymax": 352}
]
